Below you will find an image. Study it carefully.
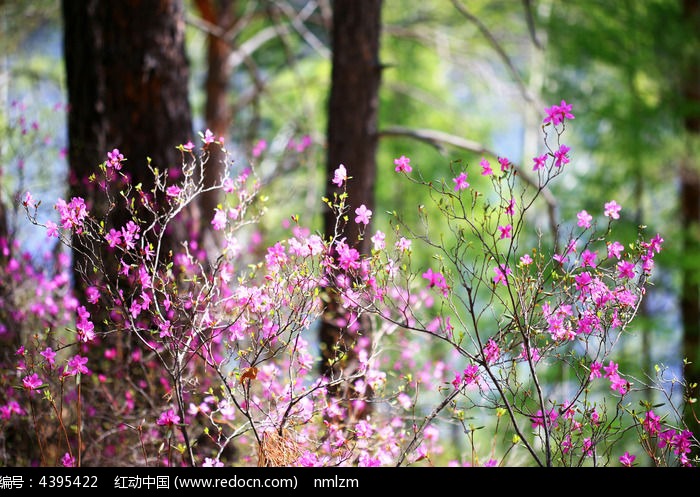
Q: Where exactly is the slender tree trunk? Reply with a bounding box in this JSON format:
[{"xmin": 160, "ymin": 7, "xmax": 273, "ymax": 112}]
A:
[
  {"xmin": 320, "ymin": 0, "xmax": 382, "ymax": 422},
  {"xmin": 194, "ymin": 0, "xmax": 236, "ymax": 257},
  {"xmin": 680, "ymin": 0, "xmax": 700, "ymax": 441}
]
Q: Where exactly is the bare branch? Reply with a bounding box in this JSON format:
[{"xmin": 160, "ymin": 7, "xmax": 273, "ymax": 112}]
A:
[{"xmin": 522, "ymin": 0, "xmax": 543, "ymax": 50}]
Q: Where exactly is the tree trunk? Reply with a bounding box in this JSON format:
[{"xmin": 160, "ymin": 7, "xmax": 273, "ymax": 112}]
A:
[
  {"xmin": 680, "ymin": 0, "xmax": 700, "ymax": 442},
  {"xmin": 194, "ymin": 0, "xmax": 236, "ymax": 257},
  {"xmin": 63, "ymin": 0, "xmax": 193, "ymax": 299},
  {"xmin": 61, "ymin": 0, "xmax": 194, "ymax": 465},
  {"xmin": 320, "ymin": 0, "xmax": 382, "ymax": 422}
]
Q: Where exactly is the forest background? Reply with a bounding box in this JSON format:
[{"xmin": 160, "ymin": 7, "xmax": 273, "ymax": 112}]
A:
[{"xmin": 1, "ymin": 0, "xmax": 699, "ymax": 467}]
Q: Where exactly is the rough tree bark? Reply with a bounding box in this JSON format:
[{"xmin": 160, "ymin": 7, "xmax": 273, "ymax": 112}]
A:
[
  {"xmin": 62, "ymin": 0, "xmax": 193, "ymax": 298},
  {"xmin": 61, "ymin": 0, "xmax": 195, "ymax": 464},
  {"xmin": 320, "ymin": 0, "xmax": 383, "ymax": 422}
]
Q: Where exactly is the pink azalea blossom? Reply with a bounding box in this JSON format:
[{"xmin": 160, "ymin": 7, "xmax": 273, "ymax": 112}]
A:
[
  {"xmin": 617, "ymin": 260, "xmax": 636, "ymax": 279},
  {"xmin": 493, "ymin": 264, "xmax": 511, "ymax": 286},
  {"xmin": 604, "ymin": 200, "xmax": 622, "ymax": 219},
  {"xmin": 394, "ymin": 155, "xmax": 412, "ymax": 173},
  {"xmin": 520, "ymin": 254, "xmax": 533, "ymax": 265},
  {"xmin": 157, "ymin": 408, "xmax": 180, "ymax": 427},
  {"xmin": 371, "ymin": 230, "xmax": 385, "ymax": 250},
  {"xmin": 453, "ymin": 172, "xmax": 469, "ymax": 191},
  {"xmin": 61, "ymin": 452, "xmax": 76, "ymax": 467},
  {"xmin": 211, "ymin": 209, "xmax": 227, "ymax": 231},
  {"xmin": 532, "ymin": 154, "xmax": 547, "ymax": 171},
  {"xmin": 554, "ymin": 144, "xmax": 571, "ymax": 167},
  {"xmin": 498, "ymin": 224, "xmax": 512, "ymax": 239},
  {"xmin": 355, "ymin": 204, "xmax": 372, "ymax": 225},
  {"xmin": 607, "ymin": 241, "xmax": 624, "ymax": 259},
  {"xmin": 577, "ymin": 210, "xmax": 592, "ymax": 228},
  {"xmin": 619, "ymin": 452, "xmax": 635, "ymax": 467},
  {"xmin": 46, "ymin": 220, "xmax": 59, "ymax": 238},
  {"xmin": 22, "ymin": 373, "xmax": 43, "ymax": 391},
  {"xmin": 252, "ymin": 139, "xmax": 267, "ymax": 157},
  {"xmin": 480, "ymin": 158, "xmax": 493, "ymax": 176},
  {"xmin": 332, "ymin": 164, "xmax": 347, "ymax": 187},
  {"xmin": 483, "ymin": 339, "xmax": 500, "ymax": 364}
]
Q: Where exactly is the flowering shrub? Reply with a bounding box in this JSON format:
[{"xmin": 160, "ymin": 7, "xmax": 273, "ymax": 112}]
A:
[{"xmin": 1, "ymin": 102, "xmax": 697, "ymax": 467}]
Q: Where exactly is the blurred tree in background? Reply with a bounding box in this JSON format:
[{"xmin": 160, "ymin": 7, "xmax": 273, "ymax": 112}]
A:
[{"xmin": 1, "ymin": 0, "xmax": 697, "ymax": 464}]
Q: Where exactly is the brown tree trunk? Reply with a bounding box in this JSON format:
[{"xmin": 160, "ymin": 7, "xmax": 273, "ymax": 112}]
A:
[
  {"xmin": 194, "ymin": 0, "xmax": 236, "ymax": 257},
  {"xmin": 63, "ymin": 0, "xmax": 193, "ymax": 299},
  {"xmin": 61, "ymin": 0, "xmax": 194, "ymax": 465},
  {"xmin": 681, "ymin": 0, "xmax": 700, "ymax": 443},
  {"xmin": 320, "ymin": 0, "xmax": 382, "ymax": 422}
]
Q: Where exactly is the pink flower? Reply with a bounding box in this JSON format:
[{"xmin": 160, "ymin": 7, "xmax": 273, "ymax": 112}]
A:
[
  {"xmin": 520, "ymin": 254, "xmax": 533, "ymax": 265},
  {"xmin": 607, "ymin": 241, "xmax": 624, "ymax": 259},
  {"xmin": 66, "ymin": 355, "xmax": 89, "ymax": 376},
  {"xmin": 422, "ymin": 268, "xmax": 449, "ymax": 297},
  {"xmin": 354, "ymin": 204, "xmax": 372, "ymax": 225},
  {"xmin": 453, "ymin": 172, "xmax": 469, "ymax": 191},
  {"xmin": 589, "ymin": 361, "xmax": 603, "ymax": 380},
  {"xmin": 252, "ymin": 139, "xmax": 267, "ymax": 157},
  {"xmin": 40, "ymin": 347, "xmax": 56, "ymax": 367},
  {"xmin": 86, "ymin": 286, "xmax": 100, "ymax": 304},
  {"xmin": 498, "ymin": 224, "xmax": 512, "ymax": 239},
  {"xmin": 157, "ymin": 408, "xmax": 181, "ymax": 427},
  {"xmin": 483, "ymin": 339, "xmax": 500, "ymax": 364},
  {"xmin": 581, "ymin": 249, "xmax": 597, "ymax": 268},
  {"xmin": 46, "ymin": 220, "xmax": 59, "ymax": 238},
  {"xmin": 397, "ymin": 392, "xmax": 412, "ymax": 409},
  {"xmin": 332, "ymin": 164, "xmax": 347, "ymax": 187},
  {"xmin": 202, "ymin": 129, "xmax": 216, "ymax": 144},
  {"xmin": 617, "ymin": 260, "xmax": 636, "ymax": 279},
  {"xmin": 532, "ymin": 154, "xmax": 547, "ymax": 171},
  {"xmin": 642, "ymin": 410, "xmax": 661, "ymax": 435},
  {"xmin": 520, "ymin": 345, "xmax": 540, "ymax": 362},
  {"xmin": 577, "ymin": 210, "xmax": 592, "ymax": 228},
  {"xmin": 105, "ymin": 228, "xmax": 122, "ymax": 248},
  {"xmin": 22, "ymin": 373, "xmax": 43, "ymax": 391},
  {"xmin": 619, "ymin": 452, "xmax": 635, "ymax": 467},
  {"xmin": 166, "ymin": 185, "xmax": 181, "ymax": 197},
  {"xmin": 493, "ymin": 264, "xmax": 511, "ymax": 286},
  {"xmin": 498, "ymin": 156, "xmax": 510, "ymax": 172},
  {"xmin": 480, "ymin": 158, "xmax": 493, "ymax": 176},
  {"xmin": 649, "ymin": 233, "xmax": 664, "ymax": 254},
  {"xmin": 211, "ymin": 209, "xmax": 226, "ymax": 231},
  {"xmin": 371, "ymin": 230, "xmax": 385, "ymax": 250},
  {"xmin": 554, "ymin": 144, "xmax": 571, "ymax": 167},
  {"xmin": 603, "ymin": 361, "xmax": 619, "ymax": 378},
  {"xmin": 505, "ymin": 198, "xmax": 515, "ymax": 216},
  {"xmin": 107, "ymin": 148, "xmax": 123, "ymax": 162},
  {"xmin": 394, "ymin": 155, "xmax": 412, "ymax": 173},
  {"xmin": 61, "ymin": 452, "xmax": 76, "ymax": 468},
  {"xmin": 604, "ymin": 200, "xmax": 622, "ymax": 220},
  {"xmin": 297, "ymin": 451, "xmax": 322, "ymax": 467},
  {"xmin": 182, "ymin": 141, "xmax": 194, "ymax": 152},
  {"xmin": 396, "ymin": 237, "xmax": 411, "ymax": 252},
  {"xmin": 609, "ymin": 374, "xmax": 628, "ymax": 395},
  {"xmin": 202, "ymin": 457, "xmax": 224, "ymax": 467},
  {"xmin": 531, "ymin": 409, "xmax": 558, "ymax": 429},
  {"xmin": 543, "ymin": 100, "xmax": 575, "ymax": 126}
]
